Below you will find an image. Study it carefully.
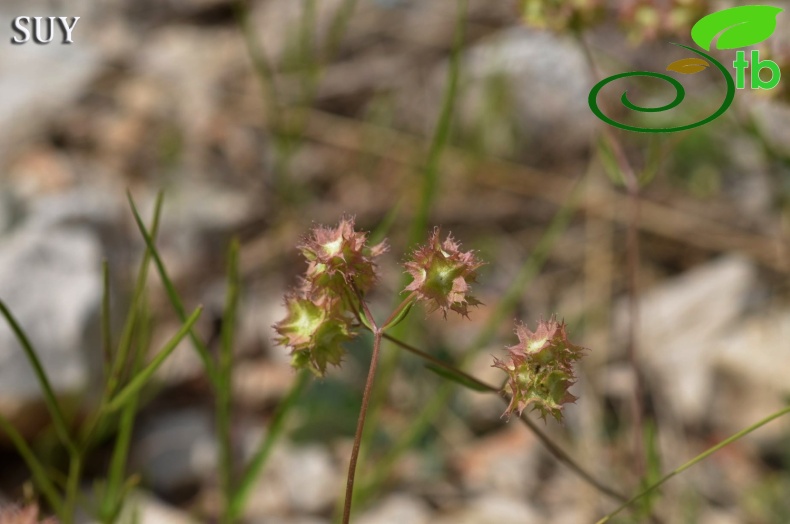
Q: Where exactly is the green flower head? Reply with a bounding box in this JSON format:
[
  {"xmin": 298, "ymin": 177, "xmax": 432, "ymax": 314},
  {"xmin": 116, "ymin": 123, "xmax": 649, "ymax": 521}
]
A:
[
  {"xmin": 404, "ymin": 228, "xmax": 484, "ymax": 318},
  {"xmin": 274, "ymin": 294, "xmax": 354, "ymax": 377},
  {"xmin": 493, "ymin": 317, "xmax": 586, "ymax": 422}
]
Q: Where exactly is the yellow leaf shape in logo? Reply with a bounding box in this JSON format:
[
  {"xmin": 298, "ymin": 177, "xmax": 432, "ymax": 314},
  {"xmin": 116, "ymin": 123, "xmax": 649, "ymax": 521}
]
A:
[{"xmin": 666, "ymin": 57, "xmax": 710, "ymax": 74}]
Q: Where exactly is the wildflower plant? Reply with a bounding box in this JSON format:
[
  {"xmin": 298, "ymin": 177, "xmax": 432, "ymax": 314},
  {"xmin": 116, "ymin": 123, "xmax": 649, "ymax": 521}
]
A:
[{"xmin": 272, "ymin": 217, "xmax": 596, "ymax": 523}]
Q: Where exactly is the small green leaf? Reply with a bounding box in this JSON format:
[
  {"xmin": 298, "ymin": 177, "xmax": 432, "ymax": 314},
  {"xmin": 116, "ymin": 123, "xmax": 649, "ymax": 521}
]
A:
[
  {"xmin": 425, "ymin": 363, "xmax": 492, "ymax": 393},
  {"xmin": 691, "ymin": 5, "xmax": 783, "ymax": 51},
  {"xmin": 381, "ymin": 300, "xmax": 414, "ymax": 331}
]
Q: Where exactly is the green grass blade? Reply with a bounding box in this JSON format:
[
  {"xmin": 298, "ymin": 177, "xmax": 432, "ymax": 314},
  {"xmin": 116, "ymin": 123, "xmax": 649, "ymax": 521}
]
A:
[
  {"xmin": 596, "ymin": 404, "xmax": 790, "ymax": 523},
  {"xmin": 228, "ymin": 370, "xmax": 310, "ymax": 521},
  {"xmin": 0, "ymin": 412, "xmax": 65, "ymax": 516},
  {"xmin": 101, "ymin": 260, "xmax": 112, "ymax": 379},
  {"xmin": 79, "ymin": 196, "xmax": 163, "ymax": 452},
  {"xmin": 105, "ymin": 306, "xmax": 203, "ymax": 413},
  {"xmin": 101, "ymin": 298, "xmax": 153, "ymax": 523},
  {"xmin": 219, "ymin": 238, "xmax": 241, "ymax": 523},
  {"xmin": 126, "ymin": 191, "xmax": 218, "ymax": 385},
  {"xmin": 107, "ymin": 192, "xmax": 164, "ymax": 397},
  {"xmin": 0, "ymin": 301, "xmax": 76, "ymax": 455}
]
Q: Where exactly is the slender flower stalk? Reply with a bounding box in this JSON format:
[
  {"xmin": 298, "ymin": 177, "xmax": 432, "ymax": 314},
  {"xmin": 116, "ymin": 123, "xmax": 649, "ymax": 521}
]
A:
[{"xmin": 342, "ymin": 326, "xmax": 383, "ymax": 524}]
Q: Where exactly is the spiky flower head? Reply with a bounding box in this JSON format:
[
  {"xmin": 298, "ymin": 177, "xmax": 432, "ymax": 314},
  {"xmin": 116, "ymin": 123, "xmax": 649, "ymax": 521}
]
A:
[
  {"xmin": 404, "ymin": 228, "xmax": 484, "ymax": 318},
  {"xmin": 274, "ymin": 217, "xmax": 387, "ymax": 377},
  {"xmin": 493, "ymin": 317, "xmax": 586, "ymax": 422},
  {"xmin": 273, "ymin": 293, "xmax": 354, "ymax": 377},
  {"xmin": 298, "ymin": 216, "xmax": 387, "ymax": 297}
]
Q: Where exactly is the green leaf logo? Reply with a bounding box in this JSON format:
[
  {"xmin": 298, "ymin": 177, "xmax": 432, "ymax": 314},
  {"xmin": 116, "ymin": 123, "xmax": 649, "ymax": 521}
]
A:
[{"xmin": 691, "ymin": 5, "xmax": 784, "ymax": 51}]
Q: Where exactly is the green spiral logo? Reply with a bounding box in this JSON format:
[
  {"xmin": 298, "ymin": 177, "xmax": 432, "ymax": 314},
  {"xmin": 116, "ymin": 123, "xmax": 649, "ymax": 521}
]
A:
[
  {"xmin": 588, "ymin": 44, "xmax": 735, "ymax": 133},
  {"xmin": 588, "ymin": 5, "xmax": 784, "ymax": 133}
]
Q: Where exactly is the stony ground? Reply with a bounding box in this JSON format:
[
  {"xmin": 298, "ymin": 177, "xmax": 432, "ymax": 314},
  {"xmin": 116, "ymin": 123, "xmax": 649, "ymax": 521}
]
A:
[{"xmin": 0, "ymin": 0, "xmax": 789, "ymax": 523}]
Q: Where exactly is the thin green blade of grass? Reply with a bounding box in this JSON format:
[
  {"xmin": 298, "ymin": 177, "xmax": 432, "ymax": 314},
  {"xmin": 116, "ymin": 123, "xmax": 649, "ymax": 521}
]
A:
[
  {"xmin": 106, "ymin": 192, "xmax": 164, "ymax": 398},
  {"xmin": 596, "ymin": 404, "xmax": 790, "ymax": 523},
  {"xmin": 80, "ymin": 193, "xmax": 164, "ymax": 452},
  {"xmin": 0, "ymin": 301, "xmax": 77, "ymax": 455},
  {"xmin": 101, "ymin": 297, "xmax": 153, "ymax": 523},
  {"xmin": 105, "ymin": 306, "xmax": 203, "ymax": 413},
  {"xmin": 636, "ymin": 419, "xmax": 663, "ymax": 519},
  {"xmin": 101, "ymin": 260, "xmax": 112, "ymax": 379},
  {"xmin": 228, "ymin": 369, "xmax": 310, "ymax": 521},
  {"xmin": 126, "ymin": 191, "xmax": 218, "ymax": 386},
  {"xmin": 0, "ymin": 412, "xmax": 65, "ymax": 517},
  {"xmin": 219, "ymin": 238, "xmax": 241, "ymax": 524}
]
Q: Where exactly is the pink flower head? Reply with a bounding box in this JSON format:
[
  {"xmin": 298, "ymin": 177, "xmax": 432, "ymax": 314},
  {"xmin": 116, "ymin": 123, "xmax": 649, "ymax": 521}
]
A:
[
  {"xmin": 299, "ymin": 216, "xmax": 387, "ymax": 297},
  {"xmin": 493, "ymin": 317, "xmax": 586, "ymax": 422},
  {"xmin": 404, "ymin": 228, "xmax": 484, "ymax": 318}
]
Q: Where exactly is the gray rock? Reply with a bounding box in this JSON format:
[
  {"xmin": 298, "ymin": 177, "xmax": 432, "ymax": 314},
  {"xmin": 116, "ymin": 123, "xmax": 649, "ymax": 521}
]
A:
[
  {"xmin": 134, "ymin": 408, "xmax": 217, "ymax": 494},
  {"xmin": 452, "ymin": 425, "xmax": 540, "ymax": 500},
  {"xmin": 0, "ymin": 3, "xmax": 102, "ymax": 158},
  {"xmin": 356, "ymin": 493, "xmax": 433, "ymax": 524},
  {"xmin": 709, "ymin": 307, "xmax": 790, "ymax": 438},
  {"xmin": 403, "ymin": 27, "xmax": 595, "ymax": 162},
  {"xmin": 0, "ymin": 224, "xmax": 102, "ymax": 402},
  {"xmin": 249, "ymin": 518, "xmax": 329, "ymax": 524},
  {"xmin": 82, "ymin": 490, "xmax": 198, "ymax": 524},
  {"xmin": 435, "ymin": 494, "xmax": 540, "ymax": 524},
  {"xmin": 749, "ymin": 97, "xmax": 790, "ymax": 157},
  {"xmin": 244, "ymin": 440, "xmax": 341, "ymax": 518},
  {"xmin": 281, "ymin": 445, "xmax": 340, "ymax": 514},
  {"xmin": 610, "ymin": 255, "xmax": 759, "ymax": 421}
]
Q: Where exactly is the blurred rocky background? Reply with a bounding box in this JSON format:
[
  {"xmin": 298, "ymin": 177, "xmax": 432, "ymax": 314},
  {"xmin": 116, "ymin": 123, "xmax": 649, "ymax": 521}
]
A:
[{"xmin": 0, "ymin": 0, "xmax": 789, "ymax": 522}]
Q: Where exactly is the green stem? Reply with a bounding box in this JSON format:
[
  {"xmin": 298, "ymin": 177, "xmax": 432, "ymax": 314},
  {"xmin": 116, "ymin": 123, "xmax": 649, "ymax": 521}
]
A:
[
  {"xmin": 106, "ymin": 192, "xmax": 163, "ymax": 398},
  {"xmin": 104, "ymin": 307, "xmax": 203, "ymax": 413},
  {"xmin": 380, "ymin": 333, "xmax": 496, "ymax": 393},
  {"xmin": 101, "ymin": 260, "xmax": 112, "ymax": 379},
  {"xmin": 63, "ymin": 455, "xmax": 82, "ymax": 524},
  {"xmin": 127, "ymin": 192, "xmax": 219, "ymax": 386},
  {"xmin": 596, "ymin": 405, "xmax": 790, "ymax": 523}
]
